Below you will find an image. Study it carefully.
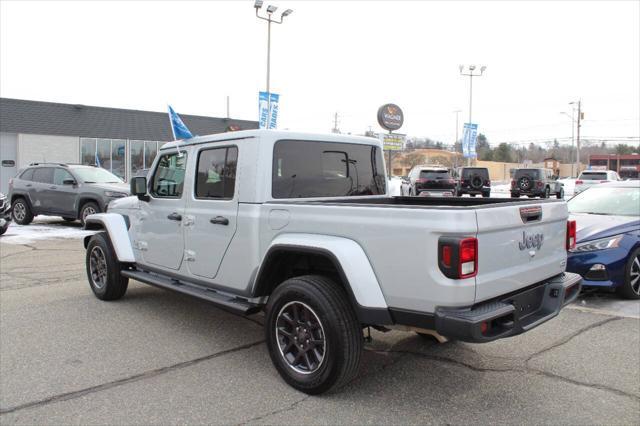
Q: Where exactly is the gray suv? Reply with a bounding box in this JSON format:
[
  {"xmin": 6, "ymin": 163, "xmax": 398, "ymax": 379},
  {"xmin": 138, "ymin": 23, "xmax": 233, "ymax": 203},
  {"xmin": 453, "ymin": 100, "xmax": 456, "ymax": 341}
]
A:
[{"xmin": 8, "ymin": 163, "xmax": 129, "ymax": 226}]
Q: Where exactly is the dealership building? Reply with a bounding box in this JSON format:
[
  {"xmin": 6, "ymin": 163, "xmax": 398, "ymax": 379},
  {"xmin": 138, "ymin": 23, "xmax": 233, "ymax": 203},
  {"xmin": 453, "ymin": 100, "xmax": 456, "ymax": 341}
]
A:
[
  {"xmin": 589, "ymin": 153, "xmax": 640, "ymax": 179},
  {"xmin": 0, "ymin": 98, "xmax": 258, "ymax": 193}
]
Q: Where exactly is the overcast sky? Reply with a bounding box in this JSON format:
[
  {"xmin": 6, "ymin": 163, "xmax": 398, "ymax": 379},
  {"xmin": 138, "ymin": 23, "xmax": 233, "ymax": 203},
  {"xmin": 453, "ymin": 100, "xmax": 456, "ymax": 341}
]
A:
[{"xmin": 1, "ymin": 0, "xmax": 639, "ymax": 146}]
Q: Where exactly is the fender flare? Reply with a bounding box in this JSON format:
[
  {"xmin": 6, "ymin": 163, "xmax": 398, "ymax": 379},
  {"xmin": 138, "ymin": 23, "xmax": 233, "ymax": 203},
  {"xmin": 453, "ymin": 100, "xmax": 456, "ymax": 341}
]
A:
[
  {"xmin": 256, "ymin": 233, "xmax": 389, "ymax": 312},
  {"xmin": 83, "ymin": 213, "xmax": 135, "ymax": 263}
]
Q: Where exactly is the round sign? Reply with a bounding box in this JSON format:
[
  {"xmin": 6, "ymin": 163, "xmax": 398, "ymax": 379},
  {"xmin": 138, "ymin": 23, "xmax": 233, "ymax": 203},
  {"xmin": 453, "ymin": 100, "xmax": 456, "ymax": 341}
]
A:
[{"xmin": 377, "ymin": 103, "xmax": 404, "ymax": 131}]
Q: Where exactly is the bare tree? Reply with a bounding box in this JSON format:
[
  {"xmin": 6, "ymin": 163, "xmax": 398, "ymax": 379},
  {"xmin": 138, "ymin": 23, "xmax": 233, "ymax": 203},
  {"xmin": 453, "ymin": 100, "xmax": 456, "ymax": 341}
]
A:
[{"xmin": 401, "ymin": 152, "xmax": 427, "ymax": 168}]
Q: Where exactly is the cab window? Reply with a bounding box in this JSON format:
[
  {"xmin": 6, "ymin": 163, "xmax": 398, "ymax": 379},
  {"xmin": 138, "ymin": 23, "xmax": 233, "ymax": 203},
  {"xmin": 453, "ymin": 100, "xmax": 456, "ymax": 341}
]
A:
[
  {"xmin": 151, "ymin": 152, "xmax": 187, "ymax": 198},
  {"xmin": 32, "ymin": 167, "xmax": 54, "ymax": 184},
  {"xmin": 195, "ymin": 146, "xmax": 238, "ymax": 199}
]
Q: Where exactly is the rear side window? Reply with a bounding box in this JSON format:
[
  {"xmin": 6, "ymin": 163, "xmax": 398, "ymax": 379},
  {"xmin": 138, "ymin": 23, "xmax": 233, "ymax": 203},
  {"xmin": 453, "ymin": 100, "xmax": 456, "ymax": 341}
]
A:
[
  {"xmin": 580, "ymin": 172, "xmax": 607, "ymax": 180},
  {"xmin": 195, "ymin": 146, "xmax": 238, "ymax": 199},
  {"xmin": 32, "ymin": 167, "xmax": 54, "ymax": 184},
  {"xmin": 20, "ymin": 168, "xmax": 34, "ymax": 181},
  {"xmin": 419, "ymin": 170, "xmax": 450, "ymax": 179},
  {"xmin": 151, "ymin": 152, "xmax": 187, "ymax": 198},
  {"xmin": 272, "ymin": 140, "xmax": 386, "ymax": 198}
]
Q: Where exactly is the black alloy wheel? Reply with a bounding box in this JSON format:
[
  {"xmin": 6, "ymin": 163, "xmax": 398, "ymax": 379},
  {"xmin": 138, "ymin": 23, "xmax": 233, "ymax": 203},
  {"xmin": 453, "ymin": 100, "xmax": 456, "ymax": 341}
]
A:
[{"xmin": 275, "ymin": 301, "xmax": 326, "ymax": 374}]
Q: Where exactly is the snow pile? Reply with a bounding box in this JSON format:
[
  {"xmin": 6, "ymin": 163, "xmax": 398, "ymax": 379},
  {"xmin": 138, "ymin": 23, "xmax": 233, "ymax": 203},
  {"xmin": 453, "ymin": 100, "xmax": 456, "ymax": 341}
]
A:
[
  {"xmin": 1, "ymin": 216, "xmax": 96, "ymax": 245},
  {"xmin": 388, "ymin": 177, "xmax": 403, "ymax": 196}
]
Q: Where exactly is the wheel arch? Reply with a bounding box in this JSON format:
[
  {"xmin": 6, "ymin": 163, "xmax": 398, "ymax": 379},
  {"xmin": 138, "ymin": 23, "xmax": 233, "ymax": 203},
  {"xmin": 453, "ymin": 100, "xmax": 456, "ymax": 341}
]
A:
[
  {"xmin": 83, "ymin": 213, "xmax": 135, "ymax": 263},
  {"xmin": 253, "ymin": 234, "xmax": 391, "ymax": 325},
  {"xmin": 77, "ymin": 197, "xmax": 102, "ymax": 216}
]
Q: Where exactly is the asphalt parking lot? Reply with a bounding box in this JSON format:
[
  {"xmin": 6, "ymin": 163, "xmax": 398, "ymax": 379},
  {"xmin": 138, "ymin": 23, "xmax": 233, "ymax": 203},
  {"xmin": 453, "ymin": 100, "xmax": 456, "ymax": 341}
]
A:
[{"xmin": 1, "ymin": 222, "xmax": 639, "ymax": 425}]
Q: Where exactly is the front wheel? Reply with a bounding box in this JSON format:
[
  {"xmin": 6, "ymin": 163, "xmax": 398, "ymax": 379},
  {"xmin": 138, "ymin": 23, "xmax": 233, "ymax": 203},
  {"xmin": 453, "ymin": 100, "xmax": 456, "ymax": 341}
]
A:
[
  {"xmin": 0, "ymin": 223, "xmax": 8, "ymax": 235},
  {"xmin": 617, "ymin": 248, "xmax": 640, "ymax": 300},
  {"xmin": 265, "ymin": 275, "xmax": 362, "ymax": 395},
  {"xmin": 85, "ymin": 232, "xmax": 129, "ymax": 300},
  {"xmin": 80, "ymin": 202, "xmax": 100, "ymax": 226}
]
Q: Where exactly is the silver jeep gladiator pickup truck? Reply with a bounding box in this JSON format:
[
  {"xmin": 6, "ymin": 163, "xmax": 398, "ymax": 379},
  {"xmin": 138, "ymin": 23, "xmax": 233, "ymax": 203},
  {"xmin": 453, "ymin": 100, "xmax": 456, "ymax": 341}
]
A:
[{"xmin": 83, "ymin": 130, "xmax": 581, "ymax": 394}]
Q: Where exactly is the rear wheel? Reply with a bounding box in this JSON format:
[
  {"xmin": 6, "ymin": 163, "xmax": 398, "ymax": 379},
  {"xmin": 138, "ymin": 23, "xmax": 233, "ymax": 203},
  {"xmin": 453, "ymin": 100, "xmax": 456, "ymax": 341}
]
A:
[
  {"xmin": 0, "ymin": 223, "xmax": 8, "ymax": 235},
  {"xmin": 542, "ymin": 187, "xmax": 550, "ymax": 198},
  {"xmin": 85, "ymin": 232, "xmax": 129, "ymax": 300},
  {"xmin": 556, "ymin": 188, "xmax": 564, "ymax": 199},
  {"xmin": 617, "ymin": 248, "xmax": 640, "ymax": 300},
  {"xmin": 11, "ymin": 198, "xmax": 33, "ymax": 225},
  {"xmin": 265, "ymin": 275, "xmax": 362, "ymax": 395},
  {"xmin": 470, "ymin": 193, "xmax": 476, "ymax": 197},
  {"xmin": 482, "ymin": 190, "xmax": 490, "ymax": 198},
  {"xmin": 511, "ymin": 193, "xmax": 519, "ymax": 198}
]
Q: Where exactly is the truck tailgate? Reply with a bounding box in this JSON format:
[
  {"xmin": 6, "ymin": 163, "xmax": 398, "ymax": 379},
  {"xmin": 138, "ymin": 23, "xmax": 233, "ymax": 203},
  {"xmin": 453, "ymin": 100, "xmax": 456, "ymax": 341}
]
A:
[{"xmin": 474, "ymin": 201, "xmax": 568, "ymax": 303}]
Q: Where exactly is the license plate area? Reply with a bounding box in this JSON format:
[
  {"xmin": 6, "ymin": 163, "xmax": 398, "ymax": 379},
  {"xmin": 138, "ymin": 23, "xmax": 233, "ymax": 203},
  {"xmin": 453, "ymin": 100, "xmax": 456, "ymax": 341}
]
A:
[{"xmin": 504, "ymin": 284, "xmax": 546, "ymax": 319}]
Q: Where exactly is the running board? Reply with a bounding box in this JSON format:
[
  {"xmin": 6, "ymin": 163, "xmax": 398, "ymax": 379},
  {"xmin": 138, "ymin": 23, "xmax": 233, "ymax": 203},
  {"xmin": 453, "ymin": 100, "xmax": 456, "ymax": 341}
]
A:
[{"xmin": 121, "ymin": 269, "xmax": 261, "ymax": 316}]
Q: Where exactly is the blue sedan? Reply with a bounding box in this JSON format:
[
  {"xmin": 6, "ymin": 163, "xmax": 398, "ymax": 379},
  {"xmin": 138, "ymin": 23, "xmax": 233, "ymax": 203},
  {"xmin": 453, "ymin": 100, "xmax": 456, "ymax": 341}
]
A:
[{"xmin": 566, "ymin": 181, "xmax": 640, "ymax": 299}]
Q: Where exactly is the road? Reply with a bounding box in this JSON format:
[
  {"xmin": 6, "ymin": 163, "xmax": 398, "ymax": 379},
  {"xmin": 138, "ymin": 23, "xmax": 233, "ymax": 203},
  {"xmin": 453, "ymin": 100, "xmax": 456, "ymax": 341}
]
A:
[{"xmin": 1, "ymin": 232, "xmax": 639, "ymax": 425}]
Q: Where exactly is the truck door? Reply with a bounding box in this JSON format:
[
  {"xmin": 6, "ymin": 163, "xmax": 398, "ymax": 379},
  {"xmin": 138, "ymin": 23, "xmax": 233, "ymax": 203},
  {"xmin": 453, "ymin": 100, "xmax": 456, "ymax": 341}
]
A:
[
  {"xmin": 184, "ymin": 145, "xmax": 239, "ymax": 279},
  {"xmin": 137, "ymin": 150, "xmax": 188, "ymax": 270}
]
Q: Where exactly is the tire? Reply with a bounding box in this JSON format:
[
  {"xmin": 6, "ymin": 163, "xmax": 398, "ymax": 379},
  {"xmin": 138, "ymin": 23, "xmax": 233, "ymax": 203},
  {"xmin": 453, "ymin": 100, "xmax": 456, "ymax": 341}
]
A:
[
  {"xmin": 409, "ymin": 188, "xmax": 414, "ymax": 196},
  {"xmin": 80, "ymin": 201, "xmax": 100, "ymax": 226},
  {"xmin": 617, "ymin": 248, "xmax": 640, "ymax": 300},
  {"xmin": 63, "ymin": 217, "xmax": 76, "ymax": 222},
  {"xmin": 0, "ymin": 223, "xmax": 8, "ymax": 235},
  {"xmin": 11, "ymin": 198, "xmax": 33, "ymax": 225},
  {"xmin": 511, "ymin": 193, "xmax": 519, "ymax": 198},
  {"xmin": 85, "ymin": 232, "xmax": 129, "ymax": 300},
  {"xmin": 470, "ymin": 193, "xmax": 476, "ymax": 197},
  {"xmin": 556, "ymin": 188, "xmax": 564, "ymax": 199},
  {"xmin": 482, "ymin": 190, "xmax": 490, "ymax": 198},
  {"xmin": 542, "ymin": 187, "xmax": 550, "ymax": 199},
  {"xmin": 470, "ymin": 175, "xmax": 483, "ymax": 190},
  {"xmin": 265, "ymin": 275, "xmax": 362, "ymax": 395}
]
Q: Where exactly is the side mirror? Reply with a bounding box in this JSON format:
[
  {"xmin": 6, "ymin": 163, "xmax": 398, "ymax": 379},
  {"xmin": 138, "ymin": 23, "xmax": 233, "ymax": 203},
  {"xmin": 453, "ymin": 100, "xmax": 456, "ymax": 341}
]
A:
[
  {"xmin": 62, "ymin": 178, "xmax": 76, "ymax": 185},
  {"xmin": 130, "ymin": 176, "xmax": 149, "ymax": 201}
]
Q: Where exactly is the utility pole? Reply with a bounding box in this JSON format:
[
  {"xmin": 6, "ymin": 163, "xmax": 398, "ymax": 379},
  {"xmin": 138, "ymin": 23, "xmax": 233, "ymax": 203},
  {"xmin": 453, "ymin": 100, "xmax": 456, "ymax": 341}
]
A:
[
  {"xmin": 332, "ymin": 112, "xmax": 340, "ymax": 133},
  {"xmin": 226, "ymin": 96, "xmax": 230, "ymax": 119},
  {"xmin": 576, "ymin": 100, "xmax": 582, "ymax": 174},
  {"xmin": 459, "ymin": 65, "xmax": 487, "ymax": 166},
  {"xmin": 454, "ymin": 109, "xmax": 461, "ymax": 169}
]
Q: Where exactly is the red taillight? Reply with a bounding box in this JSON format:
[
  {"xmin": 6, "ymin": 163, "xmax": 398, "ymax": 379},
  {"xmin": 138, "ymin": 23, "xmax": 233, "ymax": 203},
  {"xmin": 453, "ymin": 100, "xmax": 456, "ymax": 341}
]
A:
[
  {"xmin": 438, "ymin": 236, "xmax": 478, "ymax": 279},
  {"xmin": 566, "ymin": 220, "xmax": 576, "ymax": 250},
  {"xmin": 575, "ymin": 180, "xmax": 583, "ymax": 185},
  {"xmin": 442, "ymin": 246, "xmax": 452, "ymax": 268},
  {"xmin": 486, "ymin": 180, "xmax": 491, "ymax": 186},
  {"xmin": 459, "ymin": 238, "xmax": 478, "ymax": 278},
  {"xmin": 511, "ymin": 180, "xmax": 516, "ymax": 187},
  {"xmin": 537, "ymin": 181, "xmax": 543, "ymax": 188}
]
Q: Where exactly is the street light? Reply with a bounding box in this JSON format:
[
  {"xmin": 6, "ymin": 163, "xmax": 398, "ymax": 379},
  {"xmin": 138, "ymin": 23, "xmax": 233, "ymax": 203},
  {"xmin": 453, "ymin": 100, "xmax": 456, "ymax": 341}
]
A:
[
  {"xmin": 560, "ymin": 109, "xmax": 577, "ymax": 177},
  {"xmin": 254, "ymin": 1, "xmax": 293, "ymax": 119},
  {"xmin": 459, "ymin": 64, "xmax": 487, "ymax": 165}
]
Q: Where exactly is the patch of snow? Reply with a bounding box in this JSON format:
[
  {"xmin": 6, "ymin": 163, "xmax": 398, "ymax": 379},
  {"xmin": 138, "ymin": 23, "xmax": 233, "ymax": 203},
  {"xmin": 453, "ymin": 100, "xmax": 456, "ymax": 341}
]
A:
[
  {"xmin": 388, "ymin": 178, "xmax": 402, "ymax": 196},
  {"xmin": 0, "ymin": 216, "xmax": 96, "ymax": 245}
]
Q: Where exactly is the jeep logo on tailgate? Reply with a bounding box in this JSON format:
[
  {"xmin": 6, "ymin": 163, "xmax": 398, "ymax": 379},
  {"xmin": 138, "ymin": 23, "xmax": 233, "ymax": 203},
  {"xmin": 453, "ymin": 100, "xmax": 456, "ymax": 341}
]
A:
[{"xmin": 519, "ymin": 231, "xmax": 544, "ymax": 250}]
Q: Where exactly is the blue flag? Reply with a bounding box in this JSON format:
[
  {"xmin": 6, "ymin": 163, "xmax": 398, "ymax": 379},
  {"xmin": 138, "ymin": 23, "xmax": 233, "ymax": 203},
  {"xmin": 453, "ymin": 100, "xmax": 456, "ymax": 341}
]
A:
[
  {"xmin": 168, "ymin": 105, "xmax": 194, "ymax": 140},
  {"xmin": 462, "ymin": 123, "xmax": 478, "ymax": 158}
]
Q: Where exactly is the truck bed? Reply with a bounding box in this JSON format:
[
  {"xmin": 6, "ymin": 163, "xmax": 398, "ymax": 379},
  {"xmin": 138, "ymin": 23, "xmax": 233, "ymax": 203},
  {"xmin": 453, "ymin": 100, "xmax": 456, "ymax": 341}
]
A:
[{"xmin": 269, "ymin": 195, "xmax": 561, "ymax": 209}]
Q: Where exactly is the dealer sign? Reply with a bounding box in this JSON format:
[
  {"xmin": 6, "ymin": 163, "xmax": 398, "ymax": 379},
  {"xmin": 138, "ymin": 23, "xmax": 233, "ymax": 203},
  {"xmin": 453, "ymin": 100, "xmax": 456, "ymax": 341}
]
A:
[{"xmin": 377, "ymin": 103, "xmax": 404, "ymax": 131}]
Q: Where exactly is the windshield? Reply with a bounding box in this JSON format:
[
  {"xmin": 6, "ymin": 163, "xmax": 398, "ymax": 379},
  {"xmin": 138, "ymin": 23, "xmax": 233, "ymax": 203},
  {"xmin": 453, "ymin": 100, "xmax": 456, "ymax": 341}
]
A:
[
  {"xmin": 73, "ymin": 167, "xmax": 123, "ymax": 184},
  {"xmin": 568, "ymin": 186, "xmax": 640, "ymax": 216},
  {"xmin": 420, "ymin": 170, "xmax": 450, "ymax": 179},
  {"xmin": 579, "ymin": 172, "xmax": 607, "ymax": 180},
  {"xmin": 461, "ymin": 168, "xmax": 488, "ymax": 178}
]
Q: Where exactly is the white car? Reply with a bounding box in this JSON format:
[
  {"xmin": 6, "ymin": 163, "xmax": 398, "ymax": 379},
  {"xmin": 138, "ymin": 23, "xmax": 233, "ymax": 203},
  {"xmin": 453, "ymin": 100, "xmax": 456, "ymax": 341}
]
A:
[
  {"xmin": 82, "ymin": 130, "xmax": 581, "ymax": 394},
  {"xmin": 574, "ymin": 170, "xmax": 621, "ymax": 194}
]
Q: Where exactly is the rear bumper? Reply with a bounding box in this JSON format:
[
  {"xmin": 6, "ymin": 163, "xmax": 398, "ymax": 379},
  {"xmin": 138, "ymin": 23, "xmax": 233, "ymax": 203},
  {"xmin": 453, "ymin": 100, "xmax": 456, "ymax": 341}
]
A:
[
  {"xmin": 388, "ymin": 272, "xmax": 581, "ymax": 343},
  {"xmin": 436, "ymin": 272, "xmax": 581, "ymax": 342}
]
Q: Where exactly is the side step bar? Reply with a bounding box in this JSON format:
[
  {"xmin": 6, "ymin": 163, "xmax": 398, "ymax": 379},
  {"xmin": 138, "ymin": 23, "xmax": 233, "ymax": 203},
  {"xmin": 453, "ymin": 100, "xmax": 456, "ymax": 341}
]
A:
[{"xmin": 121, "ymin": 269, "xmax": 261, "ymax": 316}]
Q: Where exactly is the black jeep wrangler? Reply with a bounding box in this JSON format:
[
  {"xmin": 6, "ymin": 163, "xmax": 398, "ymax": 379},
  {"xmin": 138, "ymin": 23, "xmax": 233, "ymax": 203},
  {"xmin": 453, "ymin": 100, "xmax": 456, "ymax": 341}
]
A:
[{"xmin": 455, "ymin": 167, "xmax": 491, "ymax": 197}]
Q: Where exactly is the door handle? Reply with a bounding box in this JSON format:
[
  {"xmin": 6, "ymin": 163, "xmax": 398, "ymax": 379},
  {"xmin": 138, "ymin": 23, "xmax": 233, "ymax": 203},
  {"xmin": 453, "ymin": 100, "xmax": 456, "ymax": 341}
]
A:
[
  {"xmin": 167, "ymin": 212, "xmax": 182, "ymax": 221},
  {"xmin": 210, "ymin": 216, "xmax": 229, "ymax": 226}
]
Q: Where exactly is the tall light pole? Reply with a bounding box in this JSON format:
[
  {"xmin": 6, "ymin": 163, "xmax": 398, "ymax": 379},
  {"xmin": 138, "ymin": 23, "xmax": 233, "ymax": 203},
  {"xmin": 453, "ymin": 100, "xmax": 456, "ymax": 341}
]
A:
[
  {"xmin": 459, "ymin": 65, "xmax": 487, "ymax": 165},
  {"xmin": 570, "ymin": 100, "xmax": 583, "ymax": 174},
  {"xmin": 254, "ymin": 1, "xmax": 293, "ymax": 114},
  {"xmin": 453, "ymin": 109, "xmax": 461, "ymax": 168},
  {"xmin": 560, "ymin": 102, "xmax": 578, "ymax": 177}
]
